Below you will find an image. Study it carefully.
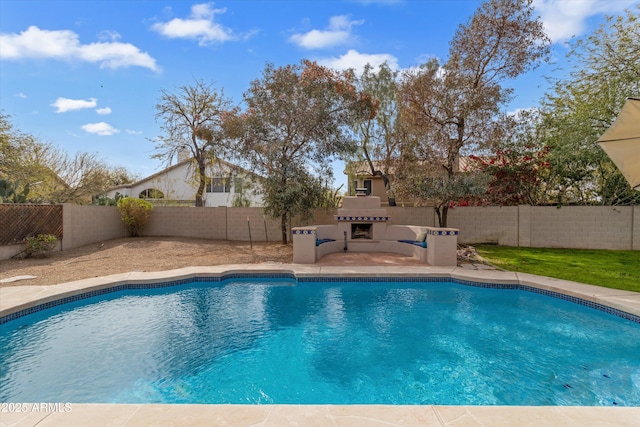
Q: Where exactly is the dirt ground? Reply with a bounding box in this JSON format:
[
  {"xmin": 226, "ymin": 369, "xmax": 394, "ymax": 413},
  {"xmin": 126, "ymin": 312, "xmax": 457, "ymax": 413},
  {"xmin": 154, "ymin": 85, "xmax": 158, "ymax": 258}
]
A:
[
  {"xmin": 1, "ymin": 237, "xmax": 487, "ymax": 288},
  {"xmin": 0, "ymin": 237, "xmax": 294, "ymax": 288}
]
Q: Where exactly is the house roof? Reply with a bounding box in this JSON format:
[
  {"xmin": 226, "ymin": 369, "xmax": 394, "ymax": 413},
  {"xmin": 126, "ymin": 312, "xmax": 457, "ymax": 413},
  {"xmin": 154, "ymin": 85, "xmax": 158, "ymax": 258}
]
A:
[
  {"xmin": 344, "ymin": 160, "xmax": 398, "ymax": 177},
  {"xmin": 106, "ymin": 157, "xmax": 259, "ymax": 192},
  {"xmin": 345, "ymin": 156, "xmax": 474, "ymax": 178}
]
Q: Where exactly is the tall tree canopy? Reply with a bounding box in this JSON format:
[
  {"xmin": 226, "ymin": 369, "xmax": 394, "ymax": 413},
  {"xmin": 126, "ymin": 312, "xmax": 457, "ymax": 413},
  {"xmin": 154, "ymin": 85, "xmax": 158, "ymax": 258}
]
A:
[
  {"xmin": 542, "ymin": 8, "xmax": 640, "ymax": 205},
  {"xmin": 398, "ymin": 0, "xmax": 550, "ymax": 226},
  {"xmin": 1, "ymin": 112, "xmax": 136, "ymax": 204},
  {"xmin": 224, "ymin": 60, "xmax": 374, "ymax": 243},
  {"xmin": 1, "ymin": 112, "xmax": 40, "ymax": 187},
  {"xmin": 350, "ymin": 62, "xmax": 402, "ymax": 205},
  {"xmin": 153, "ymin": 80, "xmax": 233, "ymax": 207},
  {"xmin": 469, "ymin": 108, "xmax": 552, "ymax": 206}
]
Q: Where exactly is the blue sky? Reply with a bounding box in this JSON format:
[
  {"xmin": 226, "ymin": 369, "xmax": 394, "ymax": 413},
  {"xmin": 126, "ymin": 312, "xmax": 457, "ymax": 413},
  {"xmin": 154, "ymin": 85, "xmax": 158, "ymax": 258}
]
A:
[{"xmin": 1, "ymin": 0, "xmax": 637, "ymax": 189}]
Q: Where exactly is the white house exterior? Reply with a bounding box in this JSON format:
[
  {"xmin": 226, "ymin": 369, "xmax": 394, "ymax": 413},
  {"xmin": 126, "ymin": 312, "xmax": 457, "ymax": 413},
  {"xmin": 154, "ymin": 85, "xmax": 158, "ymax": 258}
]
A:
[{"xmin": 105, "ymin": 158, "xmax": 263, "ymax": 207}]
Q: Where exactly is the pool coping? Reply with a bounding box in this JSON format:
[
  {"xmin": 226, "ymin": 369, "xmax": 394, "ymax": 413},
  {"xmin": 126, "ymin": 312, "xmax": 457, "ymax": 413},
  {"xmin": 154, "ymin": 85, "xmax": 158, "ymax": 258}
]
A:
[{"xmin": 1, "ymin": 264, "xmax": 640, "ymax": 426}]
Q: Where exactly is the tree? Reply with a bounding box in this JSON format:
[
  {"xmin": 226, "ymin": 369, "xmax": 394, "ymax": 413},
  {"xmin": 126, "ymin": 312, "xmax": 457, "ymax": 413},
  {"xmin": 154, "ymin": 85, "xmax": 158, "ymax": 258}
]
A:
[
  {"xmin": 542, "ymin": 8, "xmax": 640, "ymax": 206},
  {"xmin": 108, "ymin": 166, "xmax": 139, "ymax": 186},
  {"xmin": 0, "ymin": 112, "xmax": 40, "ymax": 191},
  {"xmin": 46, "ymin": 151, "xmax": 127, "ymax": 204},
  {"xmin": 153, "ymin": 80, "xmax": 233, "ymax": 207},
  {"xmin": 398, "ymin": 0, "xmax": 550, "ymax": 226},
  {"xmin": 349, "ymin": 62, "xmax": 402, "ymax": 205},
  {"xmin": 410, "ymin": 172, "xmax": 490, "ymax": 215},
  {"xmin": 1, "ymin": 113, "xmax": 136, "ymax": 204},
  {"xmin": 224, "ymin": 60, "xmax": 373, "ymax": 243},
  {"xmin": 469, "ymin": 108, "xmax": 552, "ymax": 206}
]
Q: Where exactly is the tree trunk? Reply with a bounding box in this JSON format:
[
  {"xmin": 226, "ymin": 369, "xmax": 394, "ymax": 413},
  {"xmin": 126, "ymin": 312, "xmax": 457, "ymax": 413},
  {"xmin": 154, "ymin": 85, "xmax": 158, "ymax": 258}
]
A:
[
  {"xmin": 434, "ymin": 204, "xmax": 449, "ymax": 227},
  {"xmin": 380, "ymin": 174, "xmax": 396, "ymax": 206},
  {"xmin": 280, "ymin": 214, "xmax": 288, "ymax": 244},
  {"xmin": 440, "ymin": 204, "xmax": 448, "ymax": 227},
  {"xmin": 195, "ymin": 159, "xmax": 206, "ymax": 207}
]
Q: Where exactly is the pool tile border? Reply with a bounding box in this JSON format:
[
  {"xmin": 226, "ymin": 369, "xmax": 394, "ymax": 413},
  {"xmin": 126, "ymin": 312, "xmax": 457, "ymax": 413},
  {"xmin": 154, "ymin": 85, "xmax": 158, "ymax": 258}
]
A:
[
  {"xmin": 521, "ymin": 284, "xmax": 640, "ymax": 322},
  {"xmin": 0, "ymin": 273, "xmax": 294, "ymax": 325},
  {"xmin": 2, "ymin": 270, "xmax": 639, "ymax": 325}
]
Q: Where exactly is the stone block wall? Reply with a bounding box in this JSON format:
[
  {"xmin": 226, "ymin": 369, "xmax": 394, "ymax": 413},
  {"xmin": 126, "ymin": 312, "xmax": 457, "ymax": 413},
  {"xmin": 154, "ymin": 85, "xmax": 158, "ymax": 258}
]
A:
[
  {"xmin": 3, "ymin": 203, "xmax": 638, "ymax": 260},
  {"xmin": 225, "ymin": 208, "xmax": 282, "ymax": 241},
  {"xmin": 294, "ymin": 209, "xmax": 340, "ymax": 226},
  {"xmin": 448, "ymin": 206, "xmax": 519, "ymax": 246},
  {"xmin": 62, "ymin": 204, "xmax": 126, "ymax": 250},
  {"xmin": 145, "ymin": 206, "xmax": 227, "ymax": 240},
  {"xmin": 387, "ymin": 206, "xmax": 435, "ymax": 226},
  {"xmin": 528, "ymin": 206, "xmax": 633, "ymax": 250}
]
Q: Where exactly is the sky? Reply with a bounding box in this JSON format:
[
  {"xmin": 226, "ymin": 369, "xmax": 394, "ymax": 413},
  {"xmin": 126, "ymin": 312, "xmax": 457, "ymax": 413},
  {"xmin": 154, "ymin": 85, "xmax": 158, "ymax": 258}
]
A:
[{"xmin": 1, "ymin": 0, "xmax": 638, "ymax": 190}]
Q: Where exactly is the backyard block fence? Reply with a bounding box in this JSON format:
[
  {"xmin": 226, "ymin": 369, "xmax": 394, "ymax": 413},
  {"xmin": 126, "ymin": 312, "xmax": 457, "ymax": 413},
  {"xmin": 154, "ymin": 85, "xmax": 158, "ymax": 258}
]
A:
[{"xmin": 1, "ymin": 204, "xmax": 638, "ymax": 260}]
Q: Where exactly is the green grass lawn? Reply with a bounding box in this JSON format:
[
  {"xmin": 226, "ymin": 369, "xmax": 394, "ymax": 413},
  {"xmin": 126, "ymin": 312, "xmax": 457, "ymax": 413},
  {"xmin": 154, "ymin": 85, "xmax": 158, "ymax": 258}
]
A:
[{"xmin": 475, "ymin": 246, "xmax": 640, "ymax": 293}]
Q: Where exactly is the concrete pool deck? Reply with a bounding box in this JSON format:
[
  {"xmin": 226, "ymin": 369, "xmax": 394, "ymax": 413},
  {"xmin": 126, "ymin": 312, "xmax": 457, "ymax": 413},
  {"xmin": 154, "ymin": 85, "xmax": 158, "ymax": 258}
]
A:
[{"xmin": 1, "ymin": 263, "xmax": 640, "ymax": 427}]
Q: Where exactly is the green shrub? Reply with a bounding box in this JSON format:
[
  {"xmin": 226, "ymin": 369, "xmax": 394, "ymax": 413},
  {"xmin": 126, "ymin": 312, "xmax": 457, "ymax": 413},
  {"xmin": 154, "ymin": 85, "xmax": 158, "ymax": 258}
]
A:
[
  {"xmin": 24, "ymin": 234, "xmax": 57, "ymax": 258},
  {"xmin": 117, "ymin": 197, "xmax": 154, "ymax": 237},
  {"xmin": 92, "ymin": 192, "xmax": 124, "ymax": 206},
  {"xmin": 0, "ymin": 179, "xmax": 30, "ymax": 203}
]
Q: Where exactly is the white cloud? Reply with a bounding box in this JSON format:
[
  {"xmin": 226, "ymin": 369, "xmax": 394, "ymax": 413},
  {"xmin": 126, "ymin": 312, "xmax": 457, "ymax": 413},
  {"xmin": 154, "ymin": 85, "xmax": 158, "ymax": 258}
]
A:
[
  {"xmin": 126, "ymin": 129, "xmax": 142, "ymax": 135},
  {"xmin": 81, "ymin": 122, "xmax": 119, "ymax": 136},
  {"xmin": 151, "ymin": 3, "xmax": 234, "ymax": 46},
  {"xmin": 77, "ymin": 41, "xmax": 159, "ymax": 70},
  {"xmin": 533, "ymin": 0, "xmax": 637, "ymax": 43},
  {"xmin": 0, "ymin": 26, "xmax": 159, "ymax": 71},
  {"xmin": 96, "ymin": 107, "xmax": 112, "ymax": 115},
  {"xmin": 97, "ymin": 30, "xmax": 121, "ymax": 42},
  {"xmin": 15, "ymin": 92, "xmax": 27, "ymax": 99},
  {"xmin": 51, "ymin": 97, "xmax": 97, "ymax": 113},
  {"xmin": 290, "ymin": 15, "xmax": 364, "ymax": 49},
  {"xmin": 318, "ymin": 49, "xmax": 399, "ymax": 74}
]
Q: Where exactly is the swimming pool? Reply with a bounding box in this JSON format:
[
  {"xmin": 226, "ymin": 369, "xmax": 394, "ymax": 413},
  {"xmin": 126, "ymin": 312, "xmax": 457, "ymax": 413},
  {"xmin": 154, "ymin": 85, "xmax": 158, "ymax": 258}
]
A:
[{"xmin": 1, "ymin": 276, "xmax": 639, "ymax": 406}]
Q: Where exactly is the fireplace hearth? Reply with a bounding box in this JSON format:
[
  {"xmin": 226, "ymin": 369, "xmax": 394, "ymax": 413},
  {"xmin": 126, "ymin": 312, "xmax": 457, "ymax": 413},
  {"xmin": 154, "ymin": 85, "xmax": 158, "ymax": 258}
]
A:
[{"xmin": 351, "ymin": 223, "xmax": 372, "ymax": 239}]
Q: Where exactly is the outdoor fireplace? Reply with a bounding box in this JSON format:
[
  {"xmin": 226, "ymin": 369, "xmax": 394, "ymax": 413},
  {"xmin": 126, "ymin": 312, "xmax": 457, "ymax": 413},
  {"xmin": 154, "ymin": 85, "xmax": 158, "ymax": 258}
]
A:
[
  {"xmin": 351, "ymin": 223, "xmax": 372, "ymax": 239},
  {"xmin": 293, "ymin": 194, "xmax": 459, "ymax": 265},
  {"xmin": 334, "ymin": 196, "xmax": 389, "ymax": 241}
]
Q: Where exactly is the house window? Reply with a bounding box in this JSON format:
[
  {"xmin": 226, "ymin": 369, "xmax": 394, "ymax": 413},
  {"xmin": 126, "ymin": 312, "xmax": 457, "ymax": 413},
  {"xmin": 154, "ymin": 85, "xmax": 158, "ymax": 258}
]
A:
[
  {"xmin": 207, "ymin": 177, "xmax": 230, "ymax": 193},
  {"xmin": 139, "ymin": 188, "xmax": 164, "ymax": 199},
  {"xmin": 364, "ymin": 179, "xmax": 372, "ymax": 196},
  {"xmin": 352, "ymin": 180, "xmax": 358, "ymax": 196},
  {"xmin": 234, "ymin": 177, "xmax": 244, "ymax": 194}
]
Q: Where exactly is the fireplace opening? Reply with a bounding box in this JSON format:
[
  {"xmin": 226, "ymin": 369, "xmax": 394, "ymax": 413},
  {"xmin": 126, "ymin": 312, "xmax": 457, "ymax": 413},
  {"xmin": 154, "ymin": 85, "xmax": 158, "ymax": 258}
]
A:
[{"xmin": 351, "ymin": 223, "xmax": 372, "ymax": 239}]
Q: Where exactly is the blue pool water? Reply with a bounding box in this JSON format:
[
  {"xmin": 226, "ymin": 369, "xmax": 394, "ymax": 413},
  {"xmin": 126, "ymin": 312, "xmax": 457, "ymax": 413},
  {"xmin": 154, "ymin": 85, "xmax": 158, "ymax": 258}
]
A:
[{"xmin": 1, "ymin": 278, "xmax": 639, "ymax": 406}]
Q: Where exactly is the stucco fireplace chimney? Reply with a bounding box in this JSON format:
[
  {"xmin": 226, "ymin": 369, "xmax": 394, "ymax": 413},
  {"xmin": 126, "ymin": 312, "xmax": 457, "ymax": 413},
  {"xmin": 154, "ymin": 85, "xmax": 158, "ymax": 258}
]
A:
[
  {"xmin": 177, "ymin": 147, "xmax": 191, "ymax": 163},
  {"xmin": 335, "ymin": 196, "xmax": 389, "ymax": 241}
]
